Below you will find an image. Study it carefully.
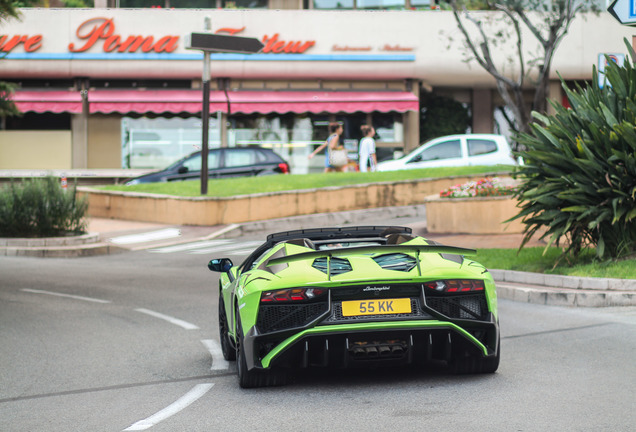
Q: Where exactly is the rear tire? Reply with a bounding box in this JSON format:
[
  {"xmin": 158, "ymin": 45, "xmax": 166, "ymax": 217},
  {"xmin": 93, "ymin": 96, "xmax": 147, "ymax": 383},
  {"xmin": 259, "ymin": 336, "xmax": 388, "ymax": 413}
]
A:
[
  {"xmin": 218, "ymin": 297, "xmax": 236, "ymax": 361},
  {"xmin": 450, "ymin": 338, "xmax": 500, "ymax": 374},
  {"xmin": 236, "ymin": 315, "xmax": 287, "ymax": 388}
]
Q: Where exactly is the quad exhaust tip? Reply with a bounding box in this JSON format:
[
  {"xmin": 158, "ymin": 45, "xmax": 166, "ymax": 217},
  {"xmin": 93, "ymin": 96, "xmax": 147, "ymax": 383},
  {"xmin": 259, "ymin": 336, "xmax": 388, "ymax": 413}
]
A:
[{"xmin": 349, "ymin": 340, "xmax": 407, "ymax": 359}]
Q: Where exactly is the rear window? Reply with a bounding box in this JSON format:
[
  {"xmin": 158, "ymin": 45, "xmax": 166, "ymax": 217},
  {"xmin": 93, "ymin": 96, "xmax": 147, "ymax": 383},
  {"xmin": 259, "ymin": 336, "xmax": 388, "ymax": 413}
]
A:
[
  {"xmin": 468, "ymin": 139, "xmax": 498, "ymax": 156},
  {"xmin": 260, "ymin": 148, "xmax": 284, "ymax": 163}
]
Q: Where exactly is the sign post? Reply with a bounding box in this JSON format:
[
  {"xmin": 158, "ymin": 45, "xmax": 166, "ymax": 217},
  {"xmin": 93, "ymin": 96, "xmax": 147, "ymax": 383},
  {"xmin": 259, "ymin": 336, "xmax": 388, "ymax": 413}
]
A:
[{"xmin": 186, "ymin": 24, "xmax": 265, "ymax": 196}]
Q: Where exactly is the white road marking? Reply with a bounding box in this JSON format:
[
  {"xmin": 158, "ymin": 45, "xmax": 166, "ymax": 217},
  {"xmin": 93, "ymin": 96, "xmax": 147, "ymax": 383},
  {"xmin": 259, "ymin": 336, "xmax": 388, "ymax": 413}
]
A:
[
  {"xmin": 21, "ymin": 289, "xmax": 111, "ymax": 304},
  {"xmin": 148, "ymin": 240, "xmax": 261, "ymax": 255},
  {"xmin": 110, "ymin": 228, "xmax": 181, "ymax": 245},
  {"xmin": 186, "ymin": 241, "xmax": 262, "ymax": 255},
  {"xmin": 122, "ymin": 383, "xmax": 214, "ymax": 431},
  {"xmin": 134, "ymin": 308, "xmax": 199, "ymax": 330},
  {"xmin": 148, "ymin": 239, "xmax": 232, "ymax": 253},
  {"xmin": 201, "ymin": 339, "xmax": 230, "ymax": 371}
]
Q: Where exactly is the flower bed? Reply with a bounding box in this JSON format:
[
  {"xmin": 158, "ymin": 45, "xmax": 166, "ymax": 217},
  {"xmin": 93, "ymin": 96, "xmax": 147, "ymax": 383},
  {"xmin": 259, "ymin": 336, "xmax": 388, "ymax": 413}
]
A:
[
  {"xmin": 439, "ymin": 177, "xmax": 517, "ymax": 198},
  {"xmin": 425, "ymin": 177, "xmax": 524, "ymax": 234}
]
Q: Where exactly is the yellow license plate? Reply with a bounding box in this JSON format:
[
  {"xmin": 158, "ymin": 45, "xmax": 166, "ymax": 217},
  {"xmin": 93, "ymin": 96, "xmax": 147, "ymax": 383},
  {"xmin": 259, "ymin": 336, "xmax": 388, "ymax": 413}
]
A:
[{"xmin": 341, "ymin": 298, "xmax": 411, "ymax": 317}]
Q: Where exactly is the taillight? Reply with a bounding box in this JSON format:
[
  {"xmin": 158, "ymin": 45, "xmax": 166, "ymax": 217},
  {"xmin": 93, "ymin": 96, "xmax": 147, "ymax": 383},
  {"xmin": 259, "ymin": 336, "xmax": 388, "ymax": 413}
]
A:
[
  {"xmin": 278, "ymin": 162, "xmax": 290, "ymax": 174},
  {"xmin": 261, "ymin": 287, "xmax": 327, "ymax": 303},
  {"xmin": 424, "ymin": 280, "xmax": 484, "ymax": 293}
]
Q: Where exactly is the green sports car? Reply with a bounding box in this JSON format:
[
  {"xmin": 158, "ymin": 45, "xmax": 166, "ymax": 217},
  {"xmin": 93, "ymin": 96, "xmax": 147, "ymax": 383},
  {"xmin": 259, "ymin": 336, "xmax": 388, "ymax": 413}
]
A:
[{"xmin": 208, "ymin": 226, "xmax": 500, "ymax": 388}]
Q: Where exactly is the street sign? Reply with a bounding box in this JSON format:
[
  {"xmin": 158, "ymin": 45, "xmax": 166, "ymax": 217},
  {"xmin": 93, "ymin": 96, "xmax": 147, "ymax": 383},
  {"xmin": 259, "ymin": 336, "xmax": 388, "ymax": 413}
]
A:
[
  {"xmin": 186, "ymin": 32, "xmax": 264, "ymax": 54},
  {"xmin": 608, "ymin": 0, "xmax": 636, "ymax": 26}
]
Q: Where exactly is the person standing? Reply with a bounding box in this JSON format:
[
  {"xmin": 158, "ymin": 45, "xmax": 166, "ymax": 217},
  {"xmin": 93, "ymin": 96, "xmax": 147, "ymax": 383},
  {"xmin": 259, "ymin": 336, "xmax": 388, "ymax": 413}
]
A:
[
  {"xmin": 308, "ymin": 122, "xmax": 345, "ymax": 172},
  {"xmin": 358, "ymin": 125, "xmax": 377, "ymax": 173}
]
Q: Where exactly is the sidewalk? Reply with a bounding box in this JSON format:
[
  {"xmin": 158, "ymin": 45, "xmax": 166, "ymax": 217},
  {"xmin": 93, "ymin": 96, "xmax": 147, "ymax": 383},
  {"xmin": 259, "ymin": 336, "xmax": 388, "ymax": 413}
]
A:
[{"xmin": 2, "ymin": 213, "xmax": 635, "ymax": 307}]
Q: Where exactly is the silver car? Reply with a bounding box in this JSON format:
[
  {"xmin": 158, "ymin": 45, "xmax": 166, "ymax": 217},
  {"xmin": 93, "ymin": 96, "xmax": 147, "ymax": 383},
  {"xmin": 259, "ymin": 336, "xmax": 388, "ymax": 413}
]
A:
[{"xmin": 377, "ymin": 134, "xmax": 517, "ymax": 171}]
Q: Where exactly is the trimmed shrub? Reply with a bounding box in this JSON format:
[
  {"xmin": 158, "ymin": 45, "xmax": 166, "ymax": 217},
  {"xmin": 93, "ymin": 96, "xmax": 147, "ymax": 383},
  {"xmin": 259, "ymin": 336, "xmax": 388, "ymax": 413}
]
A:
[
  {"xmin": 0, "ymin": 177, "xmax": 87, "ymax": 238},
  {"xmin": 511, "ymin": 42, "xmax": 636, "ymax": 260}
]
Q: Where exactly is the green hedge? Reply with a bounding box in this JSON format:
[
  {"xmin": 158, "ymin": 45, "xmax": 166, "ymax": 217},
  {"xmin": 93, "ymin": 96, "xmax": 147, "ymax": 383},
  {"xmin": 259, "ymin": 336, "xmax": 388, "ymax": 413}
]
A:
[{"xmin": 0, "ymin": 177, "xmax": 87, "ymax": 238}]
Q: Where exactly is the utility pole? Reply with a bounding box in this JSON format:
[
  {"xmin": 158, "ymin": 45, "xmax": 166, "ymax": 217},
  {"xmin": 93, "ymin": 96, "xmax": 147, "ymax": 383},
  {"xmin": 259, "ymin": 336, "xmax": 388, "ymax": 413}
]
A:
[
  {"xmin": 185, "ymin": 21, "xmax": 264, "ymax": 195},
  {"xmin": 200, "ymin": 17, "xmax": 212, "ymax": 196}
]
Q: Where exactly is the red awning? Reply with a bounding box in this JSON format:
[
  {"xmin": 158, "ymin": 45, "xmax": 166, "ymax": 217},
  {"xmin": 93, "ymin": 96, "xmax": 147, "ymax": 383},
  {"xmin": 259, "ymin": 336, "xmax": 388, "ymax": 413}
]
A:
[
  {"xmin": 227, "ymin": 91, "xmax": 419, "ymax": 114},
  {"xmin": 88, "ymin": 89, "xmax": 228, "ymax": 114},
  {"xmin": 10, "ymin": 89, "xmax": 419, "ymax": 115},
  {"xmin": 11, "ymin": 90, "xmax": 83, "ymax": 114}
]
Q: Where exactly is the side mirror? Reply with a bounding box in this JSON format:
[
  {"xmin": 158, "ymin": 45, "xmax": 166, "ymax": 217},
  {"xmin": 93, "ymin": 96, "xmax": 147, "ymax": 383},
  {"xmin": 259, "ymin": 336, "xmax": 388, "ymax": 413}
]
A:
[
  {"xmin": 178, "ymin": 166, "xmax": 189, "ymax": 174},
  {"xmin": 208, "ymin": 258, "xmax": 233, "ymax": 273}
]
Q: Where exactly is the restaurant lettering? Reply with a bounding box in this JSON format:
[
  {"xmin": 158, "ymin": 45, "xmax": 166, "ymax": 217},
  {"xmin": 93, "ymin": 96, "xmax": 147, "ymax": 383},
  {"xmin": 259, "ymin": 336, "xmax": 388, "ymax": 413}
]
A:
[
  {"xmin": 217, "ymin": 27, "xmax": 315, "ymax": 54},
  {"xmin": 261, "ymin": 33, "xmax": 315, "ymax": 54},
  {"xmin": 68, "ymin": 17, "xmax": 179, "ymax": 53},
  {"xmin": 0, "ymin": 17, "xmax": 404, "ymax": 56},
  {"xmin": 0, "ymin": 34, "xmax": 43, "ymax": 52}
]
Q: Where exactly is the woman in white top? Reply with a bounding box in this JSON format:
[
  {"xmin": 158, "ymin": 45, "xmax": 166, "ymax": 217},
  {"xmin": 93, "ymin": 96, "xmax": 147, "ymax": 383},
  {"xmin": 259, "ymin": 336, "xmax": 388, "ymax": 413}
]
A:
[{"xmin": 358, "ymin": 125, "xmax": 377, "ymax": 172}]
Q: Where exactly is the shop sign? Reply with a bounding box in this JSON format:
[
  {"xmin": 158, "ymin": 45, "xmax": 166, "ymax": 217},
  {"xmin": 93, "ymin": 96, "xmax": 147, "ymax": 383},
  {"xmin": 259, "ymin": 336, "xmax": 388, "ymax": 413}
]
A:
[{"xmin": 0, "ymin": 17, "xmax": 317, "ymax": 56}]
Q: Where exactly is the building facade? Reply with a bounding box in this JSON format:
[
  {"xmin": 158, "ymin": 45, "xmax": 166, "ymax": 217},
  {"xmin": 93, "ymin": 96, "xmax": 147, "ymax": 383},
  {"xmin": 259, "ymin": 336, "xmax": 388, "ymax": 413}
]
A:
[{"xmin": 0, "ymin": 7, "xmax": 631, "ymax": 173}]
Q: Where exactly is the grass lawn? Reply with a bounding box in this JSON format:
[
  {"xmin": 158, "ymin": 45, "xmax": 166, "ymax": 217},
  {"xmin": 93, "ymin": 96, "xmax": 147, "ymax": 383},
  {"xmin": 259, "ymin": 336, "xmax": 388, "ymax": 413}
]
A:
[
  {"xmin": 474, "ymin": 247, "xmax": 636, "ymax": 279},
  {"xmin": 100, "ymin": 165, "xmax": 515, "ymax": 197}
]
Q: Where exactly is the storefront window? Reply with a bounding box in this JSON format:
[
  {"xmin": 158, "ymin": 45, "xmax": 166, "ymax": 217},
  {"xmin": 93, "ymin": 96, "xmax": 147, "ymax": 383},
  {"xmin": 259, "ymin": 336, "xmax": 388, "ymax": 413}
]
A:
[
  {"xmin": 357, "ymin": 0, "xmax": 408, "ymax": 10},
  {"xmin": 118, "ymin": 0, "xmax": 267, "ymax": 8},
  {"xmin": 223, "ymin": 0, "xmax": 268, "ymax": 7},
  {"xmin": 122, "ymin": 116, "xmax": 220, "ymax": 169},
  {"xmin": 409, "ymin": 0, "xmax": 431, "ymax": 9},
  {"xmin": 313, "ymin": 0, "xmax": 355, "ymax": 9},
  {"xmin": 122, "ymin": 112, "xmax": 404, "ymax": 173}
]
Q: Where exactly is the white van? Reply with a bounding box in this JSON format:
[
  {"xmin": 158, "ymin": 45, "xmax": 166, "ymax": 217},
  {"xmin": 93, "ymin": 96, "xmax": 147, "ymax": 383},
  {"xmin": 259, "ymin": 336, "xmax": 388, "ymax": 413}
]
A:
[{"xmin": 377, "ymin": 134, "xmax": 517, "ymax": 171}]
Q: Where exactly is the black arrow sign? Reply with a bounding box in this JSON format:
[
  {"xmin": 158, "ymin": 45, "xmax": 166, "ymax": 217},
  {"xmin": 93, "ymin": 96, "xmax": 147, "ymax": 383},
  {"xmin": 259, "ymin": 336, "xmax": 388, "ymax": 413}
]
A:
[{"xmin": 186, "ymin": 32, "xmax": 265, "ymax": 54}]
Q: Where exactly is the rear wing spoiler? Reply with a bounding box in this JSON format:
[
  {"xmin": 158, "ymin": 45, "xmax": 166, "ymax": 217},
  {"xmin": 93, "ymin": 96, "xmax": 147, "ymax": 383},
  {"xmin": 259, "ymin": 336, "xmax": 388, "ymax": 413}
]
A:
[{"xmin": 266, "ymin": 245, "xmax": 477, "ymax": 278}]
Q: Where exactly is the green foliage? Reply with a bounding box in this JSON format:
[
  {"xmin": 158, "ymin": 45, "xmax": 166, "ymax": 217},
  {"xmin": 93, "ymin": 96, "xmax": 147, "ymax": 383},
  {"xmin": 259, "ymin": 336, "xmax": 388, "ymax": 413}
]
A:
[
  {"xmin": 511, "ymin": 41, "xmax": 636, "ymax": 261},
  {"xmin": 0, "ymin": 81, "xmax": 20, "ymax": 118},
  {"xmin": 0, "ymin": 0, "xmax": 20, "ymax": 21},
  {"xmin": 61, "ymin": 0, "xmax": 94, "ymax": 7},
  {"xmin": 419, "ymin": 93, "xmax": 471, "ymax": 143},
  {"xmin": 0, "ymin": 177, "xmax": 88, "ymax": 237},
  {"xmin": 1, "ymin": 0, "xmax": 34, "ymax": 118}
]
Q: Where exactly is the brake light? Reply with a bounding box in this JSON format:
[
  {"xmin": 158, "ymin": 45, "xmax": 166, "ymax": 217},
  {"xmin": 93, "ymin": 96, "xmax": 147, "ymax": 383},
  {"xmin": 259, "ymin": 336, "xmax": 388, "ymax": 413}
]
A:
[
  {"xmin": 424, "ymin": 280, "xmax": 484, "ymax": 293},
  {"xmin": 278, "ymin": 162, "xmax": 290, "ymax": 174},
  {"xmin": 261, "ymin": 287, "xmax": 327, "ymax": 303}
]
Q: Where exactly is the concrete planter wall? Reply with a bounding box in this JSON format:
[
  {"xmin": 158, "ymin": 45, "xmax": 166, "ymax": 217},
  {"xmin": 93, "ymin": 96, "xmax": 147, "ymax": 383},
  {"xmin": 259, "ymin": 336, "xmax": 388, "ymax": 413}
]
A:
[
  {"xmin": 78, "ymin": 174, "xmax": 509, "ymax": 226},
  {"xmin": 424, "ymin": 195, "xmax": 524, "ymax": 234}
]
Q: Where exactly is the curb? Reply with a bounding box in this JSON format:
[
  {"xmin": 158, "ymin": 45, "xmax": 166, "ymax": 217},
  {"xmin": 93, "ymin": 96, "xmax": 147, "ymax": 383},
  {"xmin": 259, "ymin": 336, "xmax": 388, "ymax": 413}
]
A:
[
  {"xmin": 1, "ymin": 243, "xmax": 125, "ymax": 258},
  {"xmin": 495, "ymin": 282, "xmax": 636, "ymax": 307},
  {"xmin": 0, "ymin": 233, "xmax": 124, "ymax": 258},
  {"xmin": 490, "ymin": 269, "xmax": 636, "ymax": 308},
  {"xmin": 490, "ymin": 269, "xmax": 636, "ymax": 291},
  {"xmin": 217, "ymin": 205, "xmax": 428, "ymax": 238}
]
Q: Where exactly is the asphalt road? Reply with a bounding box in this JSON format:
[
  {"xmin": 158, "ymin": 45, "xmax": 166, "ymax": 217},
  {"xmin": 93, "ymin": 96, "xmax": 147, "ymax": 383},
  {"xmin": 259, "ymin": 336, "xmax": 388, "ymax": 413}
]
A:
[{"xmin": 1, "ymin": 233, "xmax": 635, "ymax": 432}]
